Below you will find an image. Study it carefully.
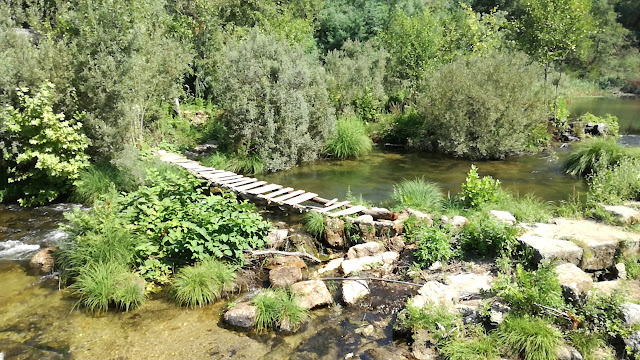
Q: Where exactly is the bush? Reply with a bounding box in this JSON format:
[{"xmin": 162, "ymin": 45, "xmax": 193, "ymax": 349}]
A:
[
  {"xmin": 0, "ymin": 83, "xmax": 90, "ymax": 206},
  {"xmin": 493, "ymin": 263, "xmax": 565, "ymax": 314},
  {"xmin": 587, "ymin": 157, "xmax": 640, "ymax": 204},
  {"xmin": 498, "ymin": 315, "xmax": 562, "ymax": 360},
  {"xmin": 304, "ymin": 211, "xmax": 326, "ymax": 239},
  {"xmin": 172, "ymin": 258, "xmax": 236, "ymax": 308},
  {"xmin": 71, "ymin": 262, "xmax": 145, "ymax": 312},
  {"xmin": 412, "ymin": 51, "xmax": 547, "ymax": 159},
  {"xmin": 562, "ymin": 137, "xmax": 639, "ymax": 177},
  {"xmin": 217, "ymin": 29, "xmax": 335, "ymax": 172},
  {"xmin": 392, "ymin": 178, "xmax": 444, "ymax": 213},
  {"xmin": 576, "ymin": 290, "xmax": 629, "ymax": 341},
  {"xmin": 401, "ymin": 299, "xmax": 459, "ymax": 342},
  {"xmin": 253, "ymin": 289, "xmax": 309, "ymax": 332},
  {"xmin": 409, "ymin": 225, "xmax": 457, "ymax": 268},
  {"xmin": 460, "ymin": 214, "xmax": 520, "ymax": 258},
  {"xmin": 459, "ymin": 165, "xmax": 503, "ymax": 208},
  {"xmin": 324, "ymin": 115, "xmax": 372, "ymax": 159},
  {"xmin": 577, "ymin": 113, "xmax": 620, "ymax": 138}
]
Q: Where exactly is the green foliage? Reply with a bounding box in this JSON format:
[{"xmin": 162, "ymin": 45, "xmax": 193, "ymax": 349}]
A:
[
  {"xmin": 460, "ymin": 214, "xmax": 520, "ymax": 258},
  {"xmin": 587, "ymin": 157, "xmax": 640, "ymax": 204},
  {"xmin": 72, "ymin": 161, "xmax": 134, "ymax": 204},
  {"xmin": 562, "ymin": 137, "xmax": 639, "ymax": 177},
  {"xmin": 493, "ymin": 262, "xmax": 565, "ymax": 314},
  {"xmin": 324, "ymin": 40, "xmax": 388, "ymax": 121},
  {"xmin": 497, "ymin": 315, "xmax": 562, "ymax": 360},
  {"xmin": 304, "ymin": 211, "xmax": 327, "ymax": 239},
  {"xmin": 459, "ymin": 165, "xmax": 503, "ymax": 208},
  {"xmin": 217, "ymin": 29, "xmax": 335, "ymax": 172},
  {"xmin": 440, "ymin": 332, "xmax": 500, "ymax": 360},
  {"xmin": 575, "ymin": 290, "xmax": 629, "ymax": 341},
  {"xmin": 324, "ymin": 115, "xmax": 372, "ymax": 159},
  {"xmin": 413, "ymin": 51, "xmax": 548, "ymax": 159},
  {"xmin": 0, "ymin": 82, "xmax": 90, "ymax": 206},
  {"xmin": 201, "ymin": 152, "xmax": 265, "ymax": 175},
  {"xmin": 401, "ymin": 300, "xmax": 459, "ymax": 342},
  {"xmin": 171, "ymin": 258, "xmax": 236, "ymax": 308},
  {"xmin": 392, "ymin": 178, "xmax": 444, "ymax": 213},
  {"xmin": 253, "ymin": 288, "xmax": 309, "ymax": 332},
  {"xmin": 578, "ymin": 112, "xmax": 620, "ymax": 138},
  {"xmin": 495, "ymin": 193, "xmax": 553, "ymax": 223},
  {"xmin": 409, "ymin": 224, "xmax": 457, "ymax": 268},
  {"xmin": 569, "ymin": 330, "xmax": 607, "ymax": 360},
  {"xmin": 71, "ymin": 262, "xmax": 145, "ymax": 312}
]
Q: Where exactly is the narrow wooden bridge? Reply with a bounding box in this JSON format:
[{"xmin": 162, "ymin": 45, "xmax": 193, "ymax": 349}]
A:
[{"xmin": 156, "ymin": 150, "xmax": 371, "ymax": 218}]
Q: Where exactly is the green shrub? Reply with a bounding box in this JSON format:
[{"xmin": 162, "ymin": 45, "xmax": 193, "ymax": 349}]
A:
[
  {"xmin": 460, "ymin": 214, "xmax": 520, "ymax": 258},
  {"xmin": 562, "ymin": 137, "xmax": 639, "ymax": 177},
  {"xmin": 217, "ymin": 29, "xmax": 335, "ymax": 172},
  {"xmin": 493, "ymin": 263, "xmax": 565, "ymax": 314},
  {"xmin": 172, "ymin": 258, "xmax": 236, "ymax": 308},
  {"xmin": 495, "ymin": 193, "xmax": 553, "ymax": 223},
  {"xmin": 498, "ymin": 315, "xmax": 562, "ymax": 360},
  {"xmin": 72, "ymin": 161, "xmax": 129, "ymax": 204},
  {"xmin": 440, "ymin": 332, "xmax": 500, "ymax": 360},
  {"xmin": 578, "ymin": 113, "xmax": 620, "ymax": 138},
  {"xmin": 409, "ymin": 225, "xmax": 457, "ymax": 268},
  {"xmin": 401, "ymin": 300, "xmax": 459, "ymax": 342},
  {"xmin": 324, "ymin": 115, "xmax": 372, "ymax": 159},
  {"xmin": 253, "ymin": 289, "xmax": 309, "ymax": 332},
  {"xmin": 569, "ymin": 330, "xmax": 607, "ymax": 360},
  {"xmin": 577, "ymin": 290, "xmax": 629, "ymax": 341},
  {"xmin": 304, "ymin": 211, "xmax": 327, "ymax": 239},
  {"xmin": 392, "ymin": 178, "xmax": 444, "ymax": 213},
  {"xmin": 587, "ymin": 157, "xmax": 640, "ymax": 204},
  {"xmin": 0, "ymin": 82, "xmax": 90, "ymax": 206},
  {"xmin": 71, "ymin": 262, "xmax": 145, "ymax": 312},
  {"xmin": 412, "ymin": 51, "xmax": 547, "ymax": 159},
  {"xmin": 459, "ymin": 165, "xmax": 503, "ymax": 208}
]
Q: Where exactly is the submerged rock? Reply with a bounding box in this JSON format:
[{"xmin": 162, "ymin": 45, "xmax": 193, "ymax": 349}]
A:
[
  {"xmin": 342, "ymin": 279, "xmax": 370, "ymax": 305},
  {"xmin": 29, "ymin": 246, "xmax": 56, "ymax": 273},
  {"xmin": 347, "ymin": 242, "xmax": 385, "ymax": 260},
  {"xmin": 224, "ymin": 303, "xmax": 257, "ymax": 328},
  {"xmin": 291, "ymin": 280, "xmax": 333, "ymax": 309},
  {"xmin": 554, "ymin": 263, "xmax": 593, "ymax": 302},
  {"xmin": 269, "ymin": 265, "xmax": 303, "ymax": 288}
]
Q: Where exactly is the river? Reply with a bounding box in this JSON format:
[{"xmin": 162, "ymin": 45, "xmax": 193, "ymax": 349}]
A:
[{"xmin": 0, "ymin": 96, "xmax": 638, "ymax": 359}]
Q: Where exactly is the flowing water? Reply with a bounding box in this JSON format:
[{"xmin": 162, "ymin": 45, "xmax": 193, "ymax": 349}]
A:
[{"xmin": 0, "ymin": 96, "xmax": 638, "ymax": 359}]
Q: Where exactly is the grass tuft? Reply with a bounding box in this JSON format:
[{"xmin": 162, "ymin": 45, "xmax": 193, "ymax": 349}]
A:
[
  {"xmin": 171, "ymin": 258, "xmax": 236, "ymax": 308},
  {"xmin": 72, "ymin": 161, "xmax": 127, "ymax": 204},
  {"xmin": 253, "ymin": 288, "xmax": 309, "ymax": 332},
  {"xmin": 71, "ymin": 262, "xmax": 145, "ymax": 312},
  {"xmin": 562, "ymin": 138, "xmax": 639, "ymax": 177},
  {"xmin": 494, "ymin": 192, "xmax": 553, "ymax": 223},
  {"xmin": 401, "ymin": 300, "xmax": 459, "ymax": 342},
  {"xmin": 440, "ymin": 332, "xmax": 500, "ymax": 360},
  {"xmin": 498, "ymin": 315, "xmax": 562, "ymax": 360},
  {"xmin": 324, "ymin": 115, "xmax": 372, "ymax": 159},
  {"xmin": 392, "ymin": 178, "xmax": 444, "ymax": 213},
  {"xmin": 304, "ymin": 211, "xmax": 327, "ymax": 239}
]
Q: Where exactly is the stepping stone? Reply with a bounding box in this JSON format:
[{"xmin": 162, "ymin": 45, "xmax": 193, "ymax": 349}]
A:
[{"xmin": 518, "ymin": 233, "xmax": 583, "ymax": 266}]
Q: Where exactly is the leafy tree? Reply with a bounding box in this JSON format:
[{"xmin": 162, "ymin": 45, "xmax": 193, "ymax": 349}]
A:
[
  {"xmin": 0, "ymin": 82, "xmax": 90, "ymax": 206},
  {"xmin": 413, "ymin": 51, "xmax": 547, "ymax": 159},
  {"xmin": 616, "ymin": 0, "xmax": 640, "ymax": 42},
  {"xmin": 216, "ymin": 30, "xmax": 335, "ymax": 171}
]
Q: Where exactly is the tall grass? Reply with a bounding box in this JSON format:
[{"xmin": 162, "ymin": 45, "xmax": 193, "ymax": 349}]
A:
[
  {"xmin": 253, "ymin": 289, "xmax": 309, "ymax": 332},
  {"xmin": 440, "ymin": 333, "xmax": 500, "ymax": 360},
  {"xmin": 498, "ymin": 315, "xmax": 562, "ymax": 360},
  {"xmin": 71, "ymin": 262, "xmax": 145, "ymax": 312},
  {"xmin": 201, "ymin": 152, "xmax": 265, "ymax": 174},
  {"xmin": 392, "ymin": 178, "xmax": 444, "ymax": 213},
  {"xmin": 493, "ymin": 193, "xmax": 553, "ymax": 223},
  {"xmin": 171, "ymin": 258, "xmax": 236, "ymax": 308},
  {"xmin": 304, "ymin": 211, "xmax": 327, "ymax": 239},
  {"xmin": 72, "ymin": 161, "xmax": 129, "ymax": 204},
  {"xmin": 587, "ymin": 157, "xmax": 640, "ymax": 204},
  {"xmin": 562, "ymin": 138, "xmax": 640, "ymax": 177},
  {"xmin": 324, "ymin": 115, "xmax": 372, "ymax": 159}
]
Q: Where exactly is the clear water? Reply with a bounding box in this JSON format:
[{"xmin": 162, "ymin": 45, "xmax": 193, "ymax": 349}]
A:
[{"xmin": 568, "ymin": 96, "xmax": 640, "ymax": 135}]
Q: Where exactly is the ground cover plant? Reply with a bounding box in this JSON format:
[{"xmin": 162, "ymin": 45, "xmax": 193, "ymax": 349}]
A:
[
  {"xmin": 253, "ymin": 288, "xmax": 309, "ymax": 332},
  {"xmin": 497, "ymin": 315, "xmax": 562, "ymax": 360},
  {"xmin": 408, "ymin": 223, "xmax": 457, "ymax": 268}
]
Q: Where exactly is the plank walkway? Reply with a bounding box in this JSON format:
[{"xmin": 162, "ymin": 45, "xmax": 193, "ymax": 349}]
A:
[{"xmin": 156, "ymin": 150, "xmax": 365, "ymax": 217}]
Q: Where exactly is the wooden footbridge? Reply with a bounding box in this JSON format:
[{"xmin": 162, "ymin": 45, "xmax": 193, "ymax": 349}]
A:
[{"xmin": 156, "ymin": 150, "xmax": 373, "ymax": 218}]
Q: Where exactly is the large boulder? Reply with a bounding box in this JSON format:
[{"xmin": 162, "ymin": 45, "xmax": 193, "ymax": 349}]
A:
[
  {"xmin": 224, "ymin": 303, "xmax": 257, "ymax": 328},
  {"xmin": 29, "ymin": 246, "xmax": 56, "ymax": 273},
  {"xmin": 325, "ymin": 218, "xmax": 345, "ymax": 247},
  {"xmin": 518, "ymin": 234, "xmax": 583, "ymax": 266},
  {"xmin": 342, "ymin": 279, "xmax": 370, "ymax": 305},
  {"xmin": 554, "ymin": 263, "xmax": 593, "ymax": 302},
  {"xmin": 291, "ymin": 280, "xmax": 333, "ymax": 309},
  {"xmin": 347, "ymin": 242, "xmax": 385, "ymax": 260},
  {"xmin": 269, "ymin": 265, "xmax": 303, "ymax": 288}
]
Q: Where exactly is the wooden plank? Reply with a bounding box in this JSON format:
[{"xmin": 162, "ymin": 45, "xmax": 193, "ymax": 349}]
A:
[
  {"xmin": 317, "ymin": 201, "xmax": 350, "ymax": 213},
  {"xmin": 233, "ymin": 181, "xmax": 267, "ymax": 191},
  {"xmin": 327, "ymin": 205, "xmax": 367, "ymax": 217},
  {"xmin": 199, "ymin": 169, "xmax": 226, "ymax": 174},
  {"xmin": 247, "ymin": 184, "xmax": 282, "ymax": 195},
  {"xmin": 284, "ymin": 192, "xmax": 318, "ymax": 206},
  {"xmin": 210, "ymin": 174, "xmax": 242, "ymax": 182},
  {"xmin": 271, "ymin": 190, "xmax": 306, "ymax": 203},
  {"xmin": 201, "ymin": 171, "xmax": 237, "ymax": 180},
  {"xmin": 214, "ymin": 175, "xmax": 245, "ymax": 184},
  {"xmin": 324, "ymin": 198, "xmax": 339, "ymax": 207},
  {"xmin": 259, "ymin": 187, "xmax": 294, "ymax": 199},
  {"xmin": 221, "ymin": 178, "xmax": 256, "ymax": 188}
]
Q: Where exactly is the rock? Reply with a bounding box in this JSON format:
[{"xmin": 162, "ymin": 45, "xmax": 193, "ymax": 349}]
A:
[
  {"xmin": 291, "ymin": 280, "xmax": 333, "ymax": 309},
  {"xmin": 354, "ymin": 214, "xmax": 375, "ymax": 224},
  {"xmin": 265, "ymin": 256, "xmax": 306, "ymax": 270},
  {"xmin": 450, "ymin": 216, "xmax": 469, "ymax": 228},
  {"xmin": 387, "ymin": 236, "xmax": 406, "ymax": 252},
  {"xmin": 347, "ymin": 242, "xmax": 385, "ymax": 260},
  {"xmin": 341, "ymin": 251, "xmax": 399, "ymax": 275},
  {"xmin": 355, "ymin": 324, "xmax": 375, "ymax": 337},
  {"xmin": 556, "ymin": 344, "xmax": 583, "ymax": 360},
  {"xmin": 518, "ymin": 234, "xmax": 583, "ymax": 266},
  {"xmin": 317, "ymin": 258, "xmax": 344, "ymax": 275},
  {"xmin": 362, "ymin": 347, "xmax": 407, "ymax": 360},
  {"xmin": 578, "ymin": 237, "xmax": 619, "ymax": 271},
  {"xmin": 616, "ymin": 262, "xmax": 627, "ymax": 280},
  {"xmin": 411, "ymin": 329, "xmax": 438, "ymax": 360},
  {"xmin": 358, "ymin": 223, "xmax": 378, "ymax": 242},
  {"xmin": 489, "ymin": 302, "xmax": 511, "ymax": 325},
  {"xmin": 342, "ymin": 279, "xmax": 370, "ymax": 305},
  {"xmin": 601, "ymin": 205, "xmax": 640, "ymax": 225},
  {"xmin": 621, "ymin": 303, "xmax": 640, "ymax": 327},
  {"xmin": 411, "ymin": 281, "xmax": 457, "ymax": 308},
  {"xmin": 29, "ymin": 246, "xmax": 56, "ymax": 273},
  {"xmin": 266, "ymin": 229, "xmax": 289, "ymax": 248},
  {"xmin": 625, "ymin": 331, "xmax": 640, "ymax": 354},
  {"xmin": 193, "ymin": 141, "xmax": 218, "ymax": 153},
  {"xmin": 406, "ymin": 208, "xmax": 434, "ymax": 225},
  {"xmin": 325, "ymin": 218, "xmax": 345, "ymax": 247},
  {"xmin": 428, "ymin": 261, "xmax": 442, "ymax": 271},
  {"xmin": 445, "ymin": 273, "xmax": 494, "ymax": 299},
  {"xmin": 269, "ymin": 265, "xmax": 303, "ymax": 288},
  {"xmin": 224, "ymin": 303, "xmax": 257, "ymax": 328},
  {"xmin": 554, "ymin": 263, "xmax": 593, "ymax": 302},
  {"xmin": 585, "ymin": 122, "xmax": 608, "ymax": 136},
  {"xmin": 489, "ymin": 210, "xmax": 517, "ymax": 225},
  {"xmin": 440, "ymin": 215, "xmax": 450, "ymax": 224},
  {"xmin": 455, "ymin": 304, "xmax": 481, "ymax": 324},
  {"xmin": 591, "ymin": 280, "xmax": 623, "ymax": 296},
  {"xmin": 278, "ymin": 317, "xmax": 295, "ymax": 333}
]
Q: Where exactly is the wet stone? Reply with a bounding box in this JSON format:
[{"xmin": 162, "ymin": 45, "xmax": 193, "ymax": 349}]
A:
[
  {"xmin": 342, "ymin": 279, "xmax": 370, "ymax": 305},
  {"xmin": 291, "ymin": 280, "xmax": 333, "ymax": 309},
  {"xmin": 29, "ymin": 246, "xmax": 56, "ymax": 273},
  {"xmin": 224, "ymin": 303, "xmax": 257, "ymax": 328}
]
